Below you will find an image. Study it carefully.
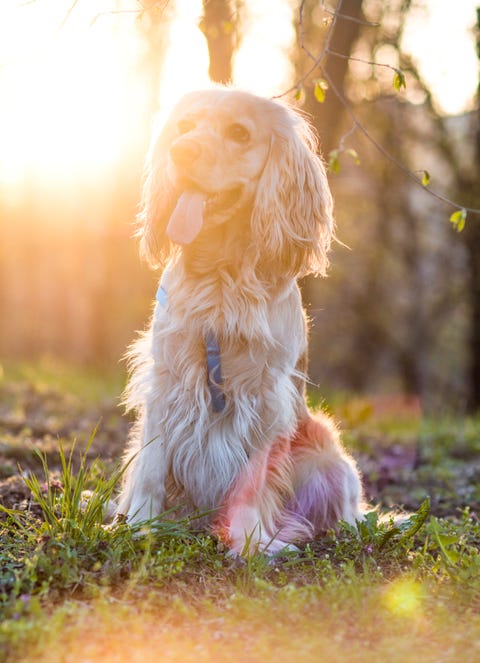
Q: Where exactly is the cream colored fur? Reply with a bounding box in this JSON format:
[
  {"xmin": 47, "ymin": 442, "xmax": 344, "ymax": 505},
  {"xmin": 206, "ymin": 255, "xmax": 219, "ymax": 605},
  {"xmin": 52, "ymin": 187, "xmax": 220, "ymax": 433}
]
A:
[{"xmin": 116, "ymin": 88, "xmax": 364, "ymax": 554}]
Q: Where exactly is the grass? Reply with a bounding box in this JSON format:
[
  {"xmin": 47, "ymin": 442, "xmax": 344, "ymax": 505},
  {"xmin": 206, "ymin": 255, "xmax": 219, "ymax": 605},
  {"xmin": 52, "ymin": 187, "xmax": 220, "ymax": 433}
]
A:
[{"xmin": 0, "ymin": 360, "xmax": 480, "ymax": 662}]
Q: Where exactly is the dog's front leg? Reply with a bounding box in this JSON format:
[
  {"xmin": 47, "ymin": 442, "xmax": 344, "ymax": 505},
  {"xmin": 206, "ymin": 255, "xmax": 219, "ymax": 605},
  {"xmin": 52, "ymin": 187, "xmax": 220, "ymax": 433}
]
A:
[{"xmin": 116, "ymin": 403, "xmax": 167, "ymax": 524}]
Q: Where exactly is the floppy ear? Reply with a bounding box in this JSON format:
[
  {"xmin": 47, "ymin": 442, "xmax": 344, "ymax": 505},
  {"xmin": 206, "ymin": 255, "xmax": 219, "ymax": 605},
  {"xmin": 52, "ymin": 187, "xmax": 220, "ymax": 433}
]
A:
[
  {"xmin": 136, "ymin": 113, "xmax": 180, "ymax": 268},
  {"xmin": 251, "ymin": 108, "xmax": 334, "ymax": 279}
]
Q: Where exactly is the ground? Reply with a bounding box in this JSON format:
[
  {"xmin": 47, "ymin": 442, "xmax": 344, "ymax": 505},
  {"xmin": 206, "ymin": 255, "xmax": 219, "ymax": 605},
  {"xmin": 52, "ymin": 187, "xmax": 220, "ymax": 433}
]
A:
[{"xmin": 0, "ymin": 359, "xmax": 479, "ymax": 663}]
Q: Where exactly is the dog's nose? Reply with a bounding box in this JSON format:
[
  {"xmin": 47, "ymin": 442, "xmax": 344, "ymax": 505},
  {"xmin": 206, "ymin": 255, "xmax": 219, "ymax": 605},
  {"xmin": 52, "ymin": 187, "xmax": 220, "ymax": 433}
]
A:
[{"xmin": 170, "ymin": 139, "xmax": 201, "ymax": 166}]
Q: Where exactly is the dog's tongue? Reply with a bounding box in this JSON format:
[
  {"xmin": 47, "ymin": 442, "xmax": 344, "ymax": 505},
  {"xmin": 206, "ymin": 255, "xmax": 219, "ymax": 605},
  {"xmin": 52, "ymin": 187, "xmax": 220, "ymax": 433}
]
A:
[{"xmin": 166, "ymin": 190, "xmax": 206, "ymax": 245}]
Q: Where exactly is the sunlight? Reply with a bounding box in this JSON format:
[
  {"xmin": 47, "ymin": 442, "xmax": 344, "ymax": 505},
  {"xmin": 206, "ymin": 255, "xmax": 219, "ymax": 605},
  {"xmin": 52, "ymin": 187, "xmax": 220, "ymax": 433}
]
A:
[
  {"xmin": 401, "ymin": 1, "xmax": 479, "ymax": 115},
  {"xmin": 233, "ymin": 0, "xmax": 294, "ymax": 96},
  {"xmin": 0, "ymin": 1, "xmax": 139, "ymax": 185},
  {"xmin": 155, "ymin": 0, "xmax": 211, "ymax": 127},
  {"xmin": 155, "ymin": 0, "xmax": 295, "ymax": 125},
  {"xmin": 0, "ymin": 0, "xmax": 293, "ymax": 188},
  {"xmin": 0, "ymin": 1, "xmax": 477, "ymax": 189}
]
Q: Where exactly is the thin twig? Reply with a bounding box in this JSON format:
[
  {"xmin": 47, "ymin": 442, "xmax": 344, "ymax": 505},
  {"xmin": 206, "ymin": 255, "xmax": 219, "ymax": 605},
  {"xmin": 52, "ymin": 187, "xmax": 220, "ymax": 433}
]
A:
[
  {"xmin": 276, "ymin": 0, "xmax": 480, "ymax": 217},
  {"xmin": 299, "ymin": 0, "xmax": 317, "ymax": 61},
  {"xmin": 337, "ymin": 122, "xmax": 357, "ymax": 151},
  {"xmin": 273, "ymin": 0, "xmax": 343, "ymax": 99},
  {"xmin": 53, "ymin": 0, "xmax": 81, "ymax": 38},
  {"xmin": 91, "ymin": 1, "xmax": 172, "ymax": 26},
  {"xmin": 90, "ymin": 9, "xmax": 144, "ymax": 27},
  {"xmin": 323, "ymin": 69, "xmax": 480, "ymax": 215},
  {"xmin": 321, "ymin": 2, "xmax": 379, "ymax": 27},
  {"xmin": 326, "ymin": 48, "xmax": 402, "ymax": 76}
]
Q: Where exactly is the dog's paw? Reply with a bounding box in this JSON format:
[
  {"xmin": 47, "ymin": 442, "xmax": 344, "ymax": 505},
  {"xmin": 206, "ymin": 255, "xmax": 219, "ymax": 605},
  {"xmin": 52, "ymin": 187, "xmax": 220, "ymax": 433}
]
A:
[
  {"xmin": 227, "ymin": 535, "xmax": 300, "ymax": 558},
  {"xmin": 262, "ymin": 540, "xmax": 300, "ymax": 556}
]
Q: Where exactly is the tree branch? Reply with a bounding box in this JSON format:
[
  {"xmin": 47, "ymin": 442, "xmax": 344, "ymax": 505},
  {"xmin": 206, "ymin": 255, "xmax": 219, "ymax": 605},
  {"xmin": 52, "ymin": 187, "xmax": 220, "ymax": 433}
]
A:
[
  {"xmin": 322, "ymin": 68, "xmax": 480, "ymax": 215},
  {"xmin": 276, "ymin": 0, "xmax": 480, "ymax": 219}
]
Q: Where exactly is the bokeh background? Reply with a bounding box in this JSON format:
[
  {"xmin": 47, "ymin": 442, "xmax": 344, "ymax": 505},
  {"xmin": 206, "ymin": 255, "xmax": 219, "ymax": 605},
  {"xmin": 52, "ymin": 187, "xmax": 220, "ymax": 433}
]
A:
[{"xmin": 0, "ymin": 0, "xmax": 479, "ymax": 414}]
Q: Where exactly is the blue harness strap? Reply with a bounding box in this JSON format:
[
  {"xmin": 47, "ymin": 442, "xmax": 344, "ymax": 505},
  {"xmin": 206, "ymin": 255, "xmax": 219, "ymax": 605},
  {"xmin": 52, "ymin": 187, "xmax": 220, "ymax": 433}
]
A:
[
  {"xmin": 155, "ymin": 283, "xmax": 168, "ymax": 309},
  {"xmin": 205, "ymin": 330, "xmax": 226, "ymax": 413},
  {"xmin": 156, "ymin": 281, "xmax": 226, "ymax": 413}
]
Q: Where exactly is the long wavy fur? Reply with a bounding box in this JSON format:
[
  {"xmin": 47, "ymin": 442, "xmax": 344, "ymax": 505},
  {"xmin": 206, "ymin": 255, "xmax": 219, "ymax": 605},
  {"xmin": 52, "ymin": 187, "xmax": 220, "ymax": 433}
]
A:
[{"xmin": 117, "ymin": 88, "xmax": 365, "ymax": 554}]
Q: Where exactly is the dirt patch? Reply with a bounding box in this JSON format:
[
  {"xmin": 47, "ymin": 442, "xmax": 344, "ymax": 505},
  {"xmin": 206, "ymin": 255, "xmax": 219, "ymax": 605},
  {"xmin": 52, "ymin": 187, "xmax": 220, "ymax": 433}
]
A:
[{"xmin": 0, "ymin": 381, "xmax": 129, "ymax": 510}]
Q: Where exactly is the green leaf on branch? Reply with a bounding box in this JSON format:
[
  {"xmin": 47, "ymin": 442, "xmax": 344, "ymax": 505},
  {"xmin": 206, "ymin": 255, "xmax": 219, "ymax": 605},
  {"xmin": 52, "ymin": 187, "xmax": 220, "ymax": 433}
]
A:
[
  {"xmin": 450, "ymin": 208, "xmax": 467, "ymax": 232},
  {"xmin": 294, "ymin": 85, "xmax": 305, "ymax": 104},
  {"xmin": 393, "ymin": 69, "xmax": 406, "ymax": 91},
  {"xmin": 313, "ymin": 78, "xmax": 329, "ymax": 103},
  {"xmin": 421, "ymin": 170, "xmax": 430, "ymax": 186},
  {"xmin": 328, "ymin": 149, "xmax": 340, "ymax": 174},
  {"xmin": 345, "ymin": 148, "xmax": 360, "ymax": 165}
]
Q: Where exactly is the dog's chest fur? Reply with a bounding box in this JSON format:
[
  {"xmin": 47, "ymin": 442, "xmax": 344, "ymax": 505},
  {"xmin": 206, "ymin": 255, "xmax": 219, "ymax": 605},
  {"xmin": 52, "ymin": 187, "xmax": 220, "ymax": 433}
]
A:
[{"xmin": 143, "ymin": 262, "xmax": 307, "ymax": 510}]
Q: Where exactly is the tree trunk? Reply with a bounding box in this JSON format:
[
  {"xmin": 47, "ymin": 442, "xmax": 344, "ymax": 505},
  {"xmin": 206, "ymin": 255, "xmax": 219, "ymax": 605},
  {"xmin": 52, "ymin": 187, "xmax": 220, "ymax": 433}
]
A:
[
  {"xmin": 298, "ymin": 0, "xmax": 364, "ymax": 155},
  {"xmin": 202, "ymin": 0, "xmax": 236, "ymax": 84},
  {"xmin": 297, "ymin": 1, "xmax": 364, "ymax": 370},
  {"xmin": 464, "ymin": 8, "xmax": 480, "ymax": 411},
  {"xmin": 466, "ymin": 221, "xmax": 480, "ymax": 411}
]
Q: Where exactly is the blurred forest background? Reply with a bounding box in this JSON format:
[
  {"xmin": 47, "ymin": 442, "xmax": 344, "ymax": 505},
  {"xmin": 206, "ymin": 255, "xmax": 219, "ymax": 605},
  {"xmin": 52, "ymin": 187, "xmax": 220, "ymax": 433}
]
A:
[{"xmin": 0, "ymin": 0, "xmax": 479, "ymax": 414}]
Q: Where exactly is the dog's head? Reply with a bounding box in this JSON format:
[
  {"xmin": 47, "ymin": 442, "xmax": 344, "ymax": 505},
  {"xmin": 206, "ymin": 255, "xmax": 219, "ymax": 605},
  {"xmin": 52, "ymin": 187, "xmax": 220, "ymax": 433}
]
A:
[{"xmin": 138, "ymin": 88, "xmax": 334, "ymax": 278}]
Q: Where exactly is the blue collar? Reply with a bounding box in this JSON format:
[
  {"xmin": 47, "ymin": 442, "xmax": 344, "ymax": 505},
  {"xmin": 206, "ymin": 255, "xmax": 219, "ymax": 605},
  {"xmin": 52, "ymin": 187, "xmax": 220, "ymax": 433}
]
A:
[{"xmin": 156, "ymin": 281, "xmax": 226, "ymax": 413}]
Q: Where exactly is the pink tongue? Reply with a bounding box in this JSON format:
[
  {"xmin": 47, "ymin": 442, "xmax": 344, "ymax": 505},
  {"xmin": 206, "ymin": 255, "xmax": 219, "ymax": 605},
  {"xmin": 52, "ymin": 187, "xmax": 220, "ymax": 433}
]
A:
[{"xmin": 166, "ymin": 190, "xmax": 206, "ymax": 245}]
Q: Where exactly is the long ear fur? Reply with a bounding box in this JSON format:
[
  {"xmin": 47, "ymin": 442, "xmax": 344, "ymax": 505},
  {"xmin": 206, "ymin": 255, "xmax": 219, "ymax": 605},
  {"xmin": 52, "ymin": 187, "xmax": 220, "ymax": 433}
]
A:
[
  {"xmin": 136, "ymin": 110, "xmax": 182, "ymax": 268},
  {"xmin": 251, "ymin": 106, "xmax": 334, "ymax": 279}
]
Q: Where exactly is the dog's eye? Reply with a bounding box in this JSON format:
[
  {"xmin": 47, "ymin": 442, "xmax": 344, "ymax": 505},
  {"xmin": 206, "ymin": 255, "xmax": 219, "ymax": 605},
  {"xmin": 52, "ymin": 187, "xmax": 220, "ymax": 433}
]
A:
[
  {"xmin": 177, "ymin": 119, "xmax": 196, "ymax": 135},
  {"xmin": 226, "ymin": 123, "xmax": 250, "ymax": 143}
]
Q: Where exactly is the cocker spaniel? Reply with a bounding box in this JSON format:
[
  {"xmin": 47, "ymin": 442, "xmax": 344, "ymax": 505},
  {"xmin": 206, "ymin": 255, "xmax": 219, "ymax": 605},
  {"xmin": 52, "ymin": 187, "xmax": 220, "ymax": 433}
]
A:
[{"xmin": 117, "ymin": 88, "xmax": 364, "ymax": 555}]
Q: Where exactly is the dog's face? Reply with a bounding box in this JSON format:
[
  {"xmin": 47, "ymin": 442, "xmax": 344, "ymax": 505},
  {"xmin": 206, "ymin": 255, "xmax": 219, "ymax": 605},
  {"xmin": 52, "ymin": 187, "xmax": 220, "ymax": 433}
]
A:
[
  {"xmin": 139, "ymin": 88, "xmax": 334, "ymax": 278},
  {"xmin": 166, "ymin": 91, "xmax": 273, "ymax": 239}
]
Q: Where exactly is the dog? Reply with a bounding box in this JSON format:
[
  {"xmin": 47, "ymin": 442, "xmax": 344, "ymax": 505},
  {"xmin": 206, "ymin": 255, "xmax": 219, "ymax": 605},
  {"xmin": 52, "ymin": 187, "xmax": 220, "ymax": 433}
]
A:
[{"xmin": 116, "ymin": 88, "xmax": 365, "ymax": 555}]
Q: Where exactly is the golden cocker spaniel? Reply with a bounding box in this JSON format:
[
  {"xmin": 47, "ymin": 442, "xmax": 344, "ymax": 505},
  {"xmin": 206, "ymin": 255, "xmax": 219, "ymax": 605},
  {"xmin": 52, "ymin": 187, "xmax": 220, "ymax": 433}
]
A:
[{"xmin": 117, "ymin": 88, "xmax": 364, "ymax": 555}]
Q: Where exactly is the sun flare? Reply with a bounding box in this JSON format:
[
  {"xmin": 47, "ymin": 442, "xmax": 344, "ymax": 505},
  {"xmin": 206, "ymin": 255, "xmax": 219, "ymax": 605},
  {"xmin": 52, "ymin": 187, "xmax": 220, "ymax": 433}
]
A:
[
  {"xmin": 0, "ymin": 1, "xmax": 477, "ymax": 189},
  {"xmin": 0, "ymin": 0, "xmax": 293, "ymax": 187},
  {"xmin": 154, "ymin": 0, "xmax": 294, "ymax": 128},
  {"xmin": 0, "ymin": 2, "xmax": 140, "ymax": 186},
  {"xmin": 382, "ymin": 578, "xmax": 424, "ymax": 619}
]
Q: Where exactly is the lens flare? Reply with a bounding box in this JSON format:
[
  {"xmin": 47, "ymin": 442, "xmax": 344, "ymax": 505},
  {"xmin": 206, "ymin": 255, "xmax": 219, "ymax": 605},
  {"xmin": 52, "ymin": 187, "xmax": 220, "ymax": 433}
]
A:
[{"xmin": 382, "ymin": 578, "xmax": 424, "ymax": 618}]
